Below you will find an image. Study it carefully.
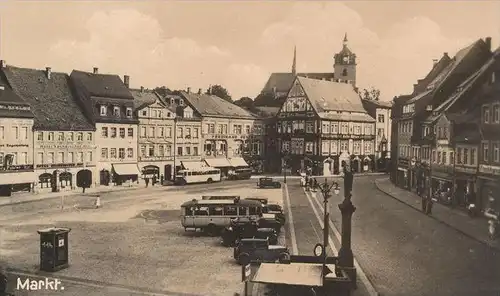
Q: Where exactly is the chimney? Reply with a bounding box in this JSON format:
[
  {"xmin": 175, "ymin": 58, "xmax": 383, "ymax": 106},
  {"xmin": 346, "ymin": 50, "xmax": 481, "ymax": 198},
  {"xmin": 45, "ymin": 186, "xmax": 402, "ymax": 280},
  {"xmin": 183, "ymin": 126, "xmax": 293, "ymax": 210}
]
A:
[
  {"xmin": 45, "ymin": 67, "xmax": 52, "ymax": 79},
  {"xmin": 432, "ymin": 59, "xmax": 438, "ymax": 66},
  {"xmin": 187, "ymin": 87, "xmax": 191, "ymax": 93},
  {"xmin": 0, "ymin": 60, "xmax": 5, "ymax": 68},
  {"xmin": 198, "ymin": 88, "xmax": 202, "ymax": 94},
  {"xmin": 124, "ymin": 75, "xmax": 130, "ymax": 88},
  {"xmin": 93, "ymin": 67, "xmax": 98, "ymax": 74},
  {"xmin": 443, "ymin": 52, "xmax": 449, "ymax": 58},
  {"xmin": 485, "ymin": 37, "xmax": 492, "ymax": 51},
  {"xmin": 140, "ymin": 86, "xmax": 144, "ymax": 93}
]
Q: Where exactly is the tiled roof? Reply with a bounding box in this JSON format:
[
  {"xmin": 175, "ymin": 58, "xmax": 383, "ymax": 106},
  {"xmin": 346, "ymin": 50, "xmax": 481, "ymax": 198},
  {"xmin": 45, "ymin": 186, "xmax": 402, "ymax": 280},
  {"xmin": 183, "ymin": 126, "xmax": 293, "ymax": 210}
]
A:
[
  {"xmin": 70, "ymin": 70, "xmax": 134, "ymax": 100},
  {"xmin": 180, "ymin": 91, "xmax": 256, "ymax": 119},
  {"xmin": 261, "ymin": 72, "xmax": 335, "ymax": 94},
  {"xmin": 317, "ymin": 112, "xmax": 375, "ymax": 122},
  {"xmin": 406, "ymin": 89, "xmax": 433, "ymax": 104},
  {"xmin": 361, "ymin": 98, "xmax": 392, "ymax": 109},
  {"xmin": 130, "ymin": 88, "xmax": 161, "ymax": 111},
  {"xmin": 297, "ymin": 76, "xmax": 366, "ymax": 113},
  {"xmin": 0, "ymin": 72, "xmax": 33, "ymax": 118},
  {"xmin": 2, "ymin": 66, "xmax": 94, "ymax": 131}
]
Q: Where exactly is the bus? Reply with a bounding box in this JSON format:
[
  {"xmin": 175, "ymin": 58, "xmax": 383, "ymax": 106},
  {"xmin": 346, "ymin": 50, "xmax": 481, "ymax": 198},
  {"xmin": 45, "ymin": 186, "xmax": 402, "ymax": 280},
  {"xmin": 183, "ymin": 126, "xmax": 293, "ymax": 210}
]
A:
[
  {"xmin": 227, "ymin": 168, "xmax": 252, "ymax": 180},
  {"xmin": 175, "ymin": 167, "xmax": 221, "ymax": 185},
  {"xmin": 202, "ymin": 195, "xmax": 240, "ymax": 200},
  {"xmin": 180, "ymin": 198, "xmax": 263, "ymax": 236}
]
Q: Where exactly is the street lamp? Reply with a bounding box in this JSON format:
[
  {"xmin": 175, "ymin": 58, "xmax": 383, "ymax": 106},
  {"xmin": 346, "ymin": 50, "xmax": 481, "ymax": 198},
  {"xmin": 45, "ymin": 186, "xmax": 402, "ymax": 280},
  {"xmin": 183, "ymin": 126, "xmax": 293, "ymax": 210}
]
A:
[{"xmin": 317, "ymin": 178, "xmax": 340, "ymax": 276}]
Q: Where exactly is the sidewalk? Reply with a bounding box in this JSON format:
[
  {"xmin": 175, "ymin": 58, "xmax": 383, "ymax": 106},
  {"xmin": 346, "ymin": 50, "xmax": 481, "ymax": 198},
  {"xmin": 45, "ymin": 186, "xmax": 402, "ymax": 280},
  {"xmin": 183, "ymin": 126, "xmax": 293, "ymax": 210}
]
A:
[
  {"xmin": 250, "ymin": 172, "xmax": 387, "ymax": 180},
  {"xmin": 0, "ymin": 185, "xmax": 144, "ymax": 207},
  {"xmin": 374, "ymin": 177, "xmax": 500, "ymax": 251}
]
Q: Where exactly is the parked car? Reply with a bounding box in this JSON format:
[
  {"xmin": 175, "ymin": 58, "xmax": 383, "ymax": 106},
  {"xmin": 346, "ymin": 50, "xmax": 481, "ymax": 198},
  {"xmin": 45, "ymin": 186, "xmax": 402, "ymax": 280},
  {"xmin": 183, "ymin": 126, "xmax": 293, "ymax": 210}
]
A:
[
  {"xmin": 233, "ymin": 238, "xmax": 290, "ymax": 265},
  {"xmin": 221, "ymin": 219, "xmax": 278, "ymax": 246},
  {"xmin": 245, "ymin": 197, "xmax": 269, "ymax": 205},
  {"xmin": 263, "ymin": 204, "xmax": 285, "ymax": 225},
  {"xmin": 258, "ymin": 214, "xmax": 283, "ymax": 234},
  {"xmin": 257, "ymin": 177, "xmax": 281, "ymax": 189}
]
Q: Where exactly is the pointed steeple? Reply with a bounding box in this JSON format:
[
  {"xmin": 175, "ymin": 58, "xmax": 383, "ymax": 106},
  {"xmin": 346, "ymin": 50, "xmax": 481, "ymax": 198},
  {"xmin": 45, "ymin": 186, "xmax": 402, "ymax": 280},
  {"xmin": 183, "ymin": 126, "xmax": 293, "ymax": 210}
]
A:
[
  {"xmin": 343, "ymin": 33, "xmax": 348, "ymax": 47},
  {"xmin": 291, "ymin": 45, "xmax": 297, "ymax": 76}
]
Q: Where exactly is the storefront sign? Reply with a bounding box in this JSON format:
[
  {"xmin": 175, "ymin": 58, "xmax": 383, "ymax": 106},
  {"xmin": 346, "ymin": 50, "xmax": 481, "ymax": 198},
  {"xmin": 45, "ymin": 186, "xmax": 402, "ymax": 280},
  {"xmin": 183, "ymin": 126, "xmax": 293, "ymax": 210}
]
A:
[
  {"xmin": 479, "ymin": 164, "xmax": 500, "ymax": 175},
  {"xmin": 36, "ymin": 163, "xmax": 84, "ymax": 169},
  {"xmin": 0, "ymin": 164, "xmax": 34, "ymax": 171},
  {"xmin": 0, "ymin": 143, "xmax": 29, "ymax": 148},
  {"xmin": 431, "ymin": 164, "xmax": 454, "ymax": 174},
  {"xmin": 38, "ymin": 144, "xmax": 94, "ymax": 149},
  {"xmin": 455, "ymin": 165, "xmax": 477, "ymax": 175}
]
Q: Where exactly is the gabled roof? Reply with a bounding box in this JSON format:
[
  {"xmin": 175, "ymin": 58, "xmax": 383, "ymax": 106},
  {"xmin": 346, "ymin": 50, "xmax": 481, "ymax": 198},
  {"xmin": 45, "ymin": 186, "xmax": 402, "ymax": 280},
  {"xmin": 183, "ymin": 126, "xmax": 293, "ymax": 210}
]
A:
[
  {"xmin": 0, "ymin": 72, "xmax": 33, "ymax": 119},
  {"xmin": 296, "ymin": 76, "xmax": 367, "ymax": 114},
  {"xmin": 261, "ymin": 72, "xmax": 335, "ymax": 94},
  {"xmin": 2, "ymin": 66, "xmax": 93, "ymax": 131},
  {"xmin": 180, "ymin": 91, "xmax": 256, "ymax": 119},
  {"xmin": 130, "ymin": 88, "xmax": 162, "ymax": 111},
  {"xmin": 70, "ymin": 70, "xmax": 134, "ymax": 100}
]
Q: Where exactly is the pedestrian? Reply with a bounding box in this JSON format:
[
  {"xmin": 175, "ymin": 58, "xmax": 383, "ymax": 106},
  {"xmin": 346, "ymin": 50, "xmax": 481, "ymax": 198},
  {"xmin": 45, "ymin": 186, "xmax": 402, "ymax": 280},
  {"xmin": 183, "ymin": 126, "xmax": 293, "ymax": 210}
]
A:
[
  {"xmin": 145, "ymin": 178, "xmax": 150, "ymax": 188},
  {"xmin": 312, "ymin": 178, "xmax": 318, "ymax": 192},
  {"xmin": 152, "ymin": 175, "xmax": 157, "ymax": 186}
]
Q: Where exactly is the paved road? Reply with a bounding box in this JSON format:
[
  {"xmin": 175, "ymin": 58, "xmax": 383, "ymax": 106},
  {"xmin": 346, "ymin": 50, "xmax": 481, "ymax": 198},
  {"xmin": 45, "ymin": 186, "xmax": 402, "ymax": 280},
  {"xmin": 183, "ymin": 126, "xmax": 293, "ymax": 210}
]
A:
[{"xmin": 287, "ymin": 176, "xmax": 500, "ymax": 296}]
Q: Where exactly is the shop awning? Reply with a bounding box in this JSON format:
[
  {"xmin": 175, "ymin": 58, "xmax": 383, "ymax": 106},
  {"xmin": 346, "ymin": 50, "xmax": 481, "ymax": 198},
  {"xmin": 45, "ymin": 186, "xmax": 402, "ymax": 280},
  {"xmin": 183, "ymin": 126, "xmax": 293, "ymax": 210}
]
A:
[
  {"xmin": 112, "ymin": 163, "xmax": 140, "ymax": 176},
  {"xmin": 228, "ymin": 157, "xmax": 249, "ymax": 167},
  {"xmin": 181, "ymin": 161, "xmax": 206, "ymax": 170},
  {"xmin": 97, "ymin": 162, "xmax": 112, "ymax": 171},
  {"xmin": 0, "ymin": 171, "xmax": 35, "ymax": 185},
  {"xmin": 204, "ymin": 158, "xmax": 232, "ymax": 168},
  {"xmin": 252, "ymin": 263, "xmax": 323, "ymax": 286}
]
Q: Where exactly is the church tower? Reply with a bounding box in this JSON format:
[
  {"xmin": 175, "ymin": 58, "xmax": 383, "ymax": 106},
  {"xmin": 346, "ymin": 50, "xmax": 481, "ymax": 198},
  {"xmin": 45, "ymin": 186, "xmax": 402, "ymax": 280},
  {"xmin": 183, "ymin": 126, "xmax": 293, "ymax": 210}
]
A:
[{"xmin": 334, "ymin": 33, "xmax": 357, "ymax": 87}]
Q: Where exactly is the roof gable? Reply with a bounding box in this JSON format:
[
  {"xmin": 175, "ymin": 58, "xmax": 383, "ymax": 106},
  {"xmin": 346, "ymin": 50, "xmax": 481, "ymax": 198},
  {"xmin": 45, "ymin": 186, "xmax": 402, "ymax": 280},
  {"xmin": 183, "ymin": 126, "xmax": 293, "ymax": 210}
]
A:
[
  {"xmin": 70, "ymin": 70, "xmax": 134, "ymax": 100},
  {"xmin": 180, "ymin": 91, "xmax": 255, "ymax": 119},
  {"xmin": 3, "ymin": 66, "xmax": 93, "ymax": 131},
  {"xmin": 130, "ymin": 89, "xmax": 162, "ymax": 111},
  {"xmin": 278, "ymin": 79, "xmax": 315, "ymax": 116}
]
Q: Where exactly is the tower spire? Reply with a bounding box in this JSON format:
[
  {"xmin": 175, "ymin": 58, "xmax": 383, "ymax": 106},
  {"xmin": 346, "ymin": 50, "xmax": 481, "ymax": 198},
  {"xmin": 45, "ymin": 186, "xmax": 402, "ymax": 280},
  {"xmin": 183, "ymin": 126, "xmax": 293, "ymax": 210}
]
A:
[
  {"xmin": 343, "ymin": 33, "xmax": 348, "ymax": 46},
  {"xmin": 292, "ymin": 45, "xmax": 297, "ymax": 76}
]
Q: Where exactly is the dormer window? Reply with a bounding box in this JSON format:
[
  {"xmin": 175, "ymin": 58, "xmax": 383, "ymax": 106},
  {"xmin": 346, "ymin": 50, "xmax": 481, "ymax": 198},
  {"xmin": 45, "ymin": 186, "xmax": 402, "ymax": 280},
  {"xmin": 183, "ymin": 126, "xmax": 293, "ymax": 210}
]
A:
[
  {"xmin": 100, "ymin": 105, "xmax": 107, "ymax": 116},
  {"xmin": 126, "ymin": 107, "xmax": 132, "ymax": 118},
  {"xmin": 342, "ymin": 69, "xmax": 348, "ymax": 76},
  {"xmin": 179, "ymin": 99, "xmax": 184, "ymax": 106},
  {"xmin": 483, "ymin": 106, "xmax": 490, "ymax": 123},
  {"xmin": 113, "ymin": 106, "xmax": 120, "ymax": 118},
  {"xmin": 142, "ymin": 110, "xmax": 147, "ymax": 116},
  {"xmin": 158, "ymin": 111, "xmax": 162, "ymax": 118}
]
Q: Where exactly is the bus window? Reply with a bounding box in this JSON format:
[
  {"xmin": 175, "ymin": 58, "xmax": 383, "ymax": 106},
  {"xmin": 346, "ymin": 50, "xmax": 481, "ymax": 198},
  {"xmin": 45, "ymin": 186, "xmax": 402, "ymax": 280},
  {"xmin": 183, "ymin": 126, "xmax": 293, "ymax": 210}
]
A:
[
  {"xmin": 249, "ymin": 206, "xmax": 259, "ymax": 215},
  {"xmin": 209, "ymin": 206, "xmax": 224, "ymax": 216},
  {"xmin": 194, "ymin": 207, "xmax": 209, "ymax": 216},
  {"xmin": 184, "ymin": 207, "xmax": 194, "ymax": 216},
  {"xmin": 238, "ymin": 206, "xmax": 247, "ymax": 215},
  {"xmin": 224, "ymin": 205, "xmax": 238, "ymax": 216}
]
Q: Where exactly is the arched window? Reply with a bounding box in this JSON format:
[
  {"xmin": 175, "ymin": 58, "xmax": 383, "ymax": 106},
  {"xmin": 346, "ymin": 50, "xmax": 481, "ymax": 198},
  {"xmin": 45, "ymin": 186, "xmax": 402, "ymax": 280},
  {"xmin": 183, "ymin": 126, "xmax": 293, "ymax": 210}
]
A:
[
  {"xmin": 342, "ymin": 69, "xmax": 348, "ymax": 76},
  {"xmin": 60, "ymin": 172, "xmax": 72, "ymax": 188},
  {"xmin": 39, "ymin": 173, "xmax": 52, "ymax": 188}
]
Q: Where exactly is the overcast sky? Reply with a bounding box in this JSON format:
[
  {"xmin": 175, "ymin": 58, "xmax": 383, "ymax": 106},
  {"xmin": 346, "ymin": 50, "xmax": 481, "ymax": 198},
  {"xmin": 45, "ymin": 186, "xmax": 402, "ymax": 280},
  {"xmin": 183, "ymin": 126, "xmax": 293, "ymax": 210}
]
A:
[{"xmin": 1, "ymin": 1, "xmax": 499, "ymax": 101}]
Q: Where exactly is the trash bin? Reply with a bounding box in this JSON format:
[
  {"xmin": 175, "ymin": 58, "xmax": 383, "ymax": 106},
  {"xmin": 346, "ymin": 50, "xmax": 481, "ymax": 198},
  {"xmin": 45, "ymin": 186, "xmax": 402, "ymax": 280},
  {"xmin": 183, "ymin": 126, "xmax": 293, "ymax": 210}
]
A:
[{"xmin": 37, "ymin": 227, "xmax": 71, "ymax": 272}]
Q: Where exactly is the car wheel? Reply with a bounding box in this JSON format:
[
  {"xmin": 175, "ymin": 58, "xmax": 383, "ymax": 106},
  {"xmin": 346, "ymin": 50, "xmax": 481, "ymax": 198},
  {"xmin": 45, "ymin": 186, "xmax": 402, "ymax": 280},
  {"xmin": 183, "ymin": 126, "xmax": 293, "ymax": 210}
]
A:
[
  {"xmin": 277, "ymin": 184, "xmax": 282, "ymax": 188},
  {"xmin": 207, "ymin": 178, "xmax": 213, "ymax": 183},
  {"xmin": 205, "ymin": 224, "xmax": 218, "ymax": 237},
  {"xmin": 278, "ymin": 252, "xmax": 290, "ymax": 263},
  {"xmin": 238, "ymin": 253, "xmax": 250, "ymax": 265}
]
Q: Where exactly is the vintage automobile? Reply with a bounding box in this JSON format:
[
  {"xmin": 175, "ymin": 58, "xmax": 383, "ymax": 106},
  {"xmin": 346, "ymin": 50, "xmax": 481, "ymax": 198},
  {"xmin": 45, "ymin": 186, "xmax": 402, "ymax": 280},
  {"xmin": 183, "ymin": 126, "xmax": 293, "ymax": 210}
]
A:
[
  {"xmin": 257, "ymin": 177, "xmax": 281, "ymax": 189},
  {"xmin": 227, "ymin": 168, "xmax": 252, "ymax": 180},
  {"xmin": 233, "ymin": 238, "xmax": 290, "ymax": 265},
  {"xmin": 245, "ymin": 197, "xmax": 269, "ymax": 205},
  {"xmin": 258, "ymin": 214, "xmax": 283, "ymax": 234},
  {"xmin": 263, "ymin": 204, "xmax": 286, "ymax": 225},
  {"xmin": 221, "ymin": 219, "xmax": 278, "ymax": 246}
]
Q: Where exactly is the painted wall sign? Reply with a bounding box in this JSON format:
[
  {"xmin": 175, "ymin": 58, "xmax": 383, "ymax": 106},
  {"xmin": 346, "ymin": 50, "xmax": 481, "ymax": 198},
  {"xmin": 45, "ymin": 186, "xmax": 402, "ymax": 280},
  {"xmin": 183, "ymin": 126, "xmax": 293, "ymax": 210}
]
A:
[{"xmin": 479, "ymin": 164, "xmax": 500, "ymax": 175}]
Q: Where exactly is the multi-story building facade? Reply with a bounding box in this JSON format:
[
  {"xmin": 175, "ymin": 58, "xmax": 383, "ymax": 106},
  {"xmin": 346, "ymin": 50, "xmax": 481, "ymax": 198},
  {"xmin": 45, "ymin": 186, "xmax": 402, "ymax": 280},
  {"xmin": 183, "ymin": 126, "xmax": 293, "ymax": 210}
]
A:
[
  {"xmin": 0, "ymin": 63, "xmax": 35, "ymax": 196},
  {"xmin": 396, "ymin": 38, "xmax": 492, "ymax": 192},
  {"xmin": 180, "ymin": 90, "xmax": 258, "ymax": 177},
  {"xmin": 2, "ymin": 65, "xmax": 96, "ymax": 193},
  {"xmin": 253, "ymin": 106, "xmax": 280, "ymax": 173},
  {"xmin": 276, "ymin": 76, "xmax": 375, "ymax": 176},
  {"xmin": 70, "ymin": 68, "xmax": 140, "ymax": 186},
  {"xmin": 362, "ymin": 99, "xmax": 392, "ymax": 171}
]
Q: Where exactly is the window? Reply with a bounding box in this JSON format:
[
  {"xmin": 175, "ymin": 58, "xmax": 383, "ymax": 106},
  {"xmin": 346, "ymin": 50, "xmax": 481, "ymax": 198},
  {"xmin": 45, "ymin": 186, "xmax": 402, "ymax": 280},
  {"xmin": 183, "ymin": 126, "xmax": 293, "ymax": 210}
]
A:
[
  {"xmin": 58, "ymin": 152, "xmax": 64, "ymax": 163},
  {"xmin": 110, "ymin": 148, "xmax": 117, "ymax": 159},
  {"xmin": 47, "ymin": 152, "xmax": 54, "ymax": 164},
  {"xmin": 494, "ymin": 142, "xmax": 500, "ymax": 162},
  {"xmin": 353, "ymin": 142, "xmax": 361, "ymax": 154},
  {"xmin": 68, "ymin": 152, "xmax": 74, "ymax": 163},
  {"xmin": 377, "ymin": 128, "xmax": 383, "ymax": 137},
  {"xmin": 217, "ymin": 124, "xmax": 223, "ymax": 134},
  {"xmin": 483, "ymin": 106, "xmax": 490, "ymax": 123},
  {"xmin": 141, "ymin": 127, "xmax": 146, "ymax": 137},
  {"xmin": 233, "ymin": 125, "xmax": 242, "ymax": 134},
  {"xmin": 85, "ymin": 132, "xmax": 91, "ymax": 141},
  {"xmin": 443, "ymin": 127, "xmax": 448, "ymax": 138},
  {"xmin": 58, "ymin": 132, "xmax": 64, "ymax": 141},
  {"xmin": 364, "ymin": 142, "xmax": 372, "ymax": 154},
  {"xmin": 342, "ymin": 68, "xmax": 347, "ymax": 76},
  {"xmin": 193, "ymin": 128, "xmax": 199, "ymax": 138},
  {"xmin": 378, "ymin": 114, "xmax": 385, "ymax": 123},
  {"xmin": 101, "ymin": 148, "xmax": 108, "ymax": 159},
  {"xmin": 166, "ymin": 127, "xmax": 172, "ymax": 137},
  {"xmin": 148, "ymin": 146, "xmax": 154, "ymax": 157},
  {"xmin": 471, "ymin": 149, "xmax": 475, "ymax": 165},
  {"xmin": 463, "ymin": 149, "xmax": 468, "ymax": 164},
  {"xmin": 149, "ymin": 127, "xmax": 155, "ymax": 137},
  {"xmin": 100, "ymin": 105, "xmax": 107, "ymax": 116},
  {"xmin": 193, "ymin": 147, "xmax": 198, "ymax": 156},
  {"xmin": 119, "ymin": 148, "xmax": 125, "ymax": 159},
  {"xmin": 305, "ymin": 142, "xmax": 314, "ymax": 153},
  {"xmin": 12, "ymin": 127, "xmax": 19, "ymax": 139},
  {"xmin": 166, "ymin": 145, "xmax": 172, "ymax": 156},
  {"xmin": 126, "ymin": 107, "xmax": 132, "ymax": 118},
  {"xmin": 20, "ymin": 127, "xmax": 28, "ymax": 140},
  {"xmin": 306, "ymin": 122, "xmax": 315, "ymax": 133},
  {"xmin": 432, "ymin": 150, "xmax": 436, "ymax": 162},
  {"xmin": 140, "ymin": 145, "xmax": 146, "ymax": 157},
  {"xmin": 77, "ymin": 152, "xmax": 83, "ymax": 162},
  {"xmin": 245, "ymin": 125, "xmax": 251, "ymax": 134},
  {"xmin": 158, "ymin": 145, "xmax": 164, "ymax": 156},
  {"xmin": 153, "ymin": 110, "xmax": 158, "ymax": 118},
  {"xmin": 493, "ymin": 104, "xmax": 500, "ymax": 123},
  {"xmin": 128, "ymin": 128, "xmax": 133, "ymax": 137},
  {"xmin": 111, "ymin": 128, "xmax": 117, "ymax": 138},
  {"xmin": 449, "ymin": 152, "xmax": 454, "ymax": 164},
  {"xmin": 207, "ymin": 123, "xmax": 215, "ymax": 134},
  {"xmin": 332, "ymin": 123, "xmax": 339, "ymax": 134},
  {"xmin": 67, "ymin": 132, "xmax": 74, "ymax": 141},
  {"xmin": 353, "ymin": 126, "xmax": 361, "ymax": 135},
  {"xmin": 119, "ymin": 128, "xmax": 125, "ymax": 138},
  {"xmin": 159, "ymin": 127, "xmax": 164, "ymax": 137},
  {"xmin": 158, "ymin": 111, "xmax": 162, "ymax": 118},
  {"xmin": 186, "ymin": 127, "xmax": 191, "ymax": 138},
  {"xmin": 483, "ymin": 142, "xmax": 489, "ymax": 161},
  {"xmin": 37, "ymin": 132, "xmax": 43, "ymax": 141},
  {"xmin": 186, "ymin": 147, "xmax": 191, "ymax": 155},
  {"xmin": 437, "ymin": 152, "xmax": 441, "ymax": 164},
  {"xmin": 457, "ymin": 148, "xmax": 462, "ymax": 164},
  {"xmin": 87, "ymin": 152, "xmax": 92, "ymax": 162},
  {"xmin": 442, "ymin": 152, "xmax": 447, "ymax": 164},
  {"xmin": 48, "ymin": 132, "xmax": 54, "ymax": 141},
  {"xmin": 142, "ymin": 110, "xmax": 147, "ymax": 116},
  {"xmin": 37, "ymin": 152, "xmax": 43, "ymax": 164},
  {"xmin": 340, "ymin": 123, "xmax": 348, "ymax": 134},
  {"xmin": 113, "ymin": 106, "xmax": 120, "ymax": 118},
  {"xmin": 127, "ymin": 148, "xmax": 133, "ymax": 158},
  {"xmin": 177, "ymin": 127, "xmax": 183, "ymax": 138},
  {"xmin": 177, "ymin": 146, "xmax": 183, "ymax": 156},
  {"xmin": 341, "ymin": 141, "xmax": 348, "ymax": 152}
]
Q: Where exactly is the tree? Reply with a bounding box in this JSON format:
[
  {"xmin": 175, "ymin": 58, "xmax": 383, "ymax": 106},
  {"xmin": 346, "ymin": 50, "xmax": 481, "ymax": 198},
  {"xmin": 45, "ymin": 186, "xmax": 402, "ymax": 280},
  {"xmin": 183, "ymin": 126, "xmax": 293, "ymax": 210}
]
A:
[
  {"xmin": 234, "ymin": 97, "xmax": 254, "ymax": 109},
  {"xmin": 361, "ymin": 87, "xmax": 381, "ymax": 101},
  {"xmin": 207, "ymin": 84, "xmax": 232, "ymax": 102}
]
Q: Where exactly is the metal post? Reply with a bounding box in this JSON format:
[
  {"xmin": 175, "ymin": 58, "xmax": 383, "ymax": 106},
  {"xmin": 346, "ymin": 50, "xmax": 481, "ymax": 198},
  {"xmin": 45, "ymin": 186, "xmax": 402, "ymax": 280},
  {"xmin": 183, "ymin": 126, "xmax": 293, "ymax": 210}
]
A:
[
  {"xmin": 173, "ymin": 117, "xmax": 177, "ymax": 181},
  {"xmin": 338, "ymin": 167, "xmax": 357, "ymax": 288}
]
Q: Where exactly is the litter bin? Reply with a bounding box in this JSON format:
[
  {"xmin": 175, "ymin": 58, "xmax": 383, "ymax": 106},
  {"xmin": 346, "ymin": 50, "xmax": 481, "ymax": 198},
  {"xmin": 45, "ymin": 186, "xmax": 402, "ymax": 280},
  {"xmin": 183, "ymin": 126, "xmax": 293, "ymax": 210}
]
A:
[{"xmin": 37, "ymin": 227, "xmax": 71, "ymax": 272}]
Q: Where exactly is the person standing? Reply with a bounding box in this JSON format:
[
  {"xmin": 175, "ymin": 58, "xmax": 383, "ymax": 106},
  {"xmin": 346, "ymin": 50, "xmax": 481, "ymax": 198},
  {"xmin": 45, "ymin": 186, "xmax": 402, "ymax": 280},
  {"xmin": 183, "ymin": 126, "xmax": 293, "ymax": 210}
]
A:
[{"xmin": 145, "ymin": 177, "xmax": 150, "ymax": 188}]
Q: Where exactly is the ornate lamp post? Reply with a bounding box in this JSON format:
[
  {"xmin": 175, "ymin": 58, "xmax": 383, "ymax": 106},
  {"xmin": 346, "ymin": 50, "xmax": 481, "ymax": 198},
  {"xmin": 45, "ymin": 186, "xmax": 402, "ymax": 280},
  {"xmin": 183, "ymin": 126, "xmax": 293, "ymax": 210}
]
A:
[
  {"xmin": 317, "ymin": 178, "xmax": 340, "ymax": 276},
  {"xmin": 338, "ymin": 160, "xmax": 357, "ymax": 288}
]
